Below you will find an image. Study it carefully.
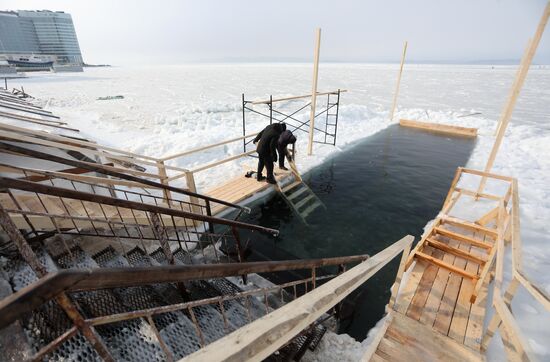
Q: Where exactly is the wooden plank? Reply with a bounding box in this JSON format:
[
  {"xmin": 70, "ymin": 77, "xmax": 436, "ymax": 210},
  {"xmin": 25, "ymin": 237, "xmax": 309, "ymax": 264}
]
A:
[
  {"xmin": 434, "ymin": 227, "xmax": 493, "ymax": 250},
  {"xmin": 393, "ymin": 258, "xmax": 425, "ymax": 314},
  {"xmin": 415, "ymin": 251, "xmax": 477, "ymax": 280},
  {"xmin": 440, "ymin": 215, "xmax": 498, "ymax": 238},
  {"xmin": 427, "ymin": 238, "xmax": 486, "ymax": 264},
  {"xmin": 380, "ymin": 312, "xmax": 484, "ymax": 362},
  {"xmin": 250, "ymin": 89, "xmax": 347, "ymax": 105},
  {"xmin": 476, "ymin": 206, "xmax": 500, "ymax": 227},
  {"xmin": 464, "ymin": 241, "xmax": 490, "ymax": 351},
  {"xmin": 399, "ymin": 119, "xmax": 477, "ymax": 137},
  {"xmin": 181, "ymin": 236, "xmax": 414, "ymax": 362},
  {"xmin": 448, "ymin": 232, "xmax": 480, "ymax": 343},
  {"xmin": 478, "ymin": 2, "xmax": 549, "ymax": 194},
  {"xmin": 418, "ymin": 236, "xmax": 457, "ymax": 327},
  {"xmin": 432, "ymin": 238, "xmax": 468, "ymax": 336},
  {"xmin": 287, "ymin": 186, "xmax": 307, "ymax": 201},
  {"xmin": 406, "ymin": 246, "xmax": 442, "ymax": 320},
  {"xmin": 389, "ymin": 41, "xmax": 408, "ymax": 121},
  {"xmin": 362, "ymin": 314, "xmax": 393, "ymax": 361},
  {"xmin": 294, "ymin": 194, "xmax": 315, "ymax": 210},
  {"xmin": 307, "ymin": 28, "xmax": 322, "ymax": 156},
  {"xmin": 160, "ymin": 132, "xmax": 259, "ymax": 161}
]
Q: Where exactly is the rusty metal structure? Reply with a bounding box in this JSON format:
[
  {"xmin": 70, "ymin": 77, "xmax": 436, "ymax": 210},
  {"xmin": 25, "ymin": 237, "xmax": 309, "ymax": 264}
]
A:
[{"xmin": 0, "ymin": 88, "xmax": 373, "ymax": 361}]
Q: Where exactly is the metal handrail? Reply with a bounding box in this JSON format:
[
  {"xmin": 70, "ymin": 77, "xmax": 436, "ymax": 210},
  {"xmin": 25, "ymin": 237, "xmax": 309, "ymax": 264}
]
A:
[
  {"xmin": 0, "ymin": 176, "xmax": 275, "ymax": 235},
  {"xmin": 0, "ymin": 254, "xmax": 369, "ymax": 330}
]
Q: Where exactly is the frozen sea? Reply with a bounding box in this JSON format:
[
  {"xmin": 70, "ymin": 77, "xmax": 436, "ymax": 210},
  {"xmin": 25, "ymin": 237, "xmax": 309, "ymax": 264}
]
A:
[{"xmin": 12, "ymin": 63, "xmax": 550, "ymax": 360}]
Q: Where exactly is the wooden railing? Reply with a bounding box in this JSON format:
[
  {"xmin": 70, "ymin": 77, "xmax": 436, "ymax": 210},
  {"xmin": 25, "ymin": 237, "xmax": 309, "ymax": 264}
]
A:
[
  {"xmin": 0, "ymin": 122, "xmax": 258, "ymax": 201},
  {"xmin": 179, "ymin": 235, "xmax": 414, "ymax": 362},
  {"xmin": 480, "ymin": 179, "xmax": 550, "ymax": 361}
]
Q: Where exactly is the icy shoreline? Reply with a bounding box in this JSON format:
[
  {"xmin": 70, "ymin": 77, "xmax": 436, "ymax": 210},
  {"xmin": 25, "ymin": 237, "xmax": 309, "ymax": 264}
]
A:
[{"xmin": 16, "ymin": 64, "xmax": 550, "ymax": 360}]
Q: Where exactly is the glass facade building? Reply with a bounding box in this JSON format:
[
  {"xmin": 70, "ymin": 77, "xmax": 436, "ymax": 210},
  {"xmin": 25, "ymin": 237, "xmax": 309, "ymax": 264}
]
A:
[{"xmin": 0, "ymin": 10, "xmax": 83, "ymax": 64}]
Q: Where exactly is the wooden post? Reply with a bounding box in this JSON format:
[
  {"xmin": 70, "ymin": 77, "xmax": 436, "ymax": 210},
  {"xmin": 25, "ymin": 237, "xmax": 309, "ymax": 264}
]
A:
[
  {"xmin": 389, "ymin": 41, "xmax": 408, "ymax": 121},
  {"xmin": 478, "ymin": 2, "xmax": 549, "ymax": 194},
  {"xmin": 185, "ymin": 171, "xmax": 201, "ymax": 215},
  {"xmin": 156, "ymin": 161, "xmax": 172, "ymax": 205},
  {"xmin": 494, "ymin": 38, "xmax": 532, "ymax": 137},
  {"xmin": 307, "ymin": 28, "xmax": 322, "ymax": 156}
]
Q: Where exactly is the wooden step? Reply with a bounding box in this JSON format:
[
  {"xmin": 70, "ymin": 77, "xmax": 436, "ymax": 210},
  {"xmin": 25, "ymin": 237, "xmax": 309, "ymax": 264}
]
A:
[
  {"xmin": 287, "ymin": 186, "xmax": 307, "ymax": 201},
  {"xmin": 426, "ymin": 238, "xmax": 487, "ymax": 265},
  {"xmin": 414, "ymin": 251, "xmax": 479, "ymax": 280},
  {"xmin": 434, "ymin": 227, "xmax": 493, "ymax": 250},
  {"xmin": 282, "ymin": 181, "xmax": 301, "ymax": 193},
  {"xmin": 294, "ymin": 194, "xmax": 316, "ymax": 210},
  {"xmin": 300, "ymin": 201, "xmax": 322, "ymax": 219},
  {"xmin": 440, "ymin": 215, "xmax": 498, "ymax": 238}
]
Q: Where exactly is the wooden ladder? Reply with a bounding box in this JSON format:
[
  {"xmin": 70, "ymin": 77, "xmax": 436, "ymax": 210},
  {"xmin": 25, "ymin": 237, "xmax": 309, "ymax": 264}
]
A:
[{"xmin": 276, "ymin": 156, "xmax": 325, "ymax": 225}]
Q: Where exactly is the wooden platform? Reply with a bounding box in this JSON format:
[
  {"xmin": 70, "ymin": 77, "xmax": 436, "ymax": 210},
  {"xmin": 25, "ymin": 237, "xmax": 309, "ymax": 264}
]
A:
[
  {"xmin": 365, "ymin": 168, "xmax": 513, "ymax": 361},
  {"xmin": 370, "ymin": 312, "xmax": 484, "ymax": 362},
  {"xmin": 207, "ymin": 168, "xmax": 293, "ymax": 215},
  {"xmin": 366, "ymin": 230, "xmax": 491, "ymax": 361}
]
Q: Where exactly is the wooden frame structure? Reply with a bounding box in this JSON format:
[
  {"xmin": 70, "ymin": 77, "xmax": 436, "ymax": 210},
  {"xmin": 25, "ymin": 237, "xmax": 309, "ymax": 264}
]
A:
[{"xmin": 405, "ymin": 167, "xmax": 512, "ymax": 304}]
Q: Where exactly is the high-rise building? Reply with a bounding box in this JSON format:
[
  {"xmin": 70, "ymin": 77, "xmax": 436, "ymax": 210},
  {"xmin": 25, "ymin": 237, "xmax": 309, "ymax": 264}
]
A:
[{"xmin": 0, "ymin": 10, "xmax": 83, "ymax": 65}]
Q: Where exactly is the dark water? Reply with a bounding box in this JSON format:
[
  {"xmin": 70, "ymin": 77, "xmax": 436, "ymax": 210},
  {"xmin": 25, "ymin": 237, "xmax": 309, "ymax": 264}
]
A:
[{"xmin": 236, "ymin": 124, "xmax": 476, "ymax": 340}]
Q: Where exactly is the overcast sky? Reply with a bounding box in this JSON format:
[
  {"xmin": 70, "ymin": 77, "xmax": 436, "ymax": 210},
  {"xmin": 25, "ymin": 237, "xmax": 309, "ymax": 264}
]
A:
[{"xmin": 2, "ymin": 0, "xmax": 549, "ymax": 65}]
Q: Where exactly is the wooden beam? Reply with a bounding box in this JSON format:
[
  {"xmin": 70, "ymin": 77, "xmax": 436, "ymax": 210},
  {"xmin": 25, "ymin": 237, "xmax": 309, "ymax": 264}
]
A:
[
  {"xmin": 414, "ymin": 251, "xmax": 478, "ymax": 280},
  {"xmin": 434, "ymin": 227, "xmax": 493, "ymax": 250},
  {"xmin": 440, "ymin": 215, "xmax": 498, "ymax": 238},
  {"xmin": 389, "ymin": 41, "xmax": 408, "ymax": 121},
  {"xmin": 160, "ymin": 132, "xmax": 259, "ymax": 161},
  {"xmin": 426, "ymin": 238, "xmax": 487, "ymax": 264},
  {"xmin": 460, "ymin": 167, "xmax": 515, "ymax": 182},
  {"xmin": 514, "ymin": 271, "xmax": 550, "ymax": 312},
  {"xmin": 307, "ymin": 28, "xmax": 321, "ymax": 156},
  {"xmin": 399, "ymin": 119, "xmax": 478, "ymax": 138},
  {"xmin": 249, "ymin": 90, "xmax": 347, "ymax": 105},
  {"xmin": 478, "ymin": 2, "xmax": 550, "ymax": 194},
  {"xmin": 476, "ymin": 206, "xmax": 500, "ymax": 227},
  {"xmin": 180, "ymin": 236, "xmax": 413, "ymax": 362},
  {"xmin": 388, "ymin": 239, "xmax": 413, "ymax": 310},
  {"xmin": 493, "ymin": 295, "xmax": 536, "ymax": 361}
]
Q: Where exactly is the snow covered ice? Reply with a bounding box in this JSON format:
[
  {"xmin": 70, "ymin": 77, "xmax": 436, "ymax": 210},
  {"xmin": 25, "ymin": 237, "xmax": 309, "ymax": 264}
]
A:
[{"xmin": 14, "ymin": 63, "xmax": 550, "ymax": 360}]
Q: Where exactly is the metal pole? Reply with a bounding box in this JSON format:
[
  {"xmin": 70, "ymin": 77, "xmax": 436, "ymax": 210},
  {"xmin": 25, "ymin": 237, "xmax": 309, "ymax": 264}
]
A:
[
  {"xmin": 242, "ymin": 94, "xmax": 246, "ymax": 153},
  {"xmin": 307, "ymin": 28, "xmax": 322, "ymax": 156},
  {"xmin": 4, "ymin": 78, "xmax": 7, "ymax": 90},
  {"xmin": 333, "ymin": 89, "xmax": 341, "ymax": 146},
  {"xmin": 269, "ymin": 95, "xmax": 273, "ymax": 125}
]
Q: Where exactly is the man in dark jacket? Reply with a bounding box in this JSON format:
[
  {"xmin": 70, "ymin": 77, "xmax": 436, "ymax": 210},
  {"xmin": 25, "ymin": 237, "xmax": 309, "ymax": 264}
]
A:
[
  {"xmin": 277, "ymin": 130, "xmax": 297, "ymax": 170},
  {"xmin": 253, "ymin": 123, "xmax": 286, "ymax": 184}
]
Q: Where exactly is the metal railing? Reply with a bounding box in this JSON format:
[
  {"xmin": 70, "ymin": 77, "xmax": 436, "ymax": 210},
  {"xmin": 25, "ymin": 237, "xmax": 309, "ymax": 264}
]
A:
[
  {"xmin": 0, "ymin": 204, "xmax": 370, "ymax": 361},
  {"xmin": 241, "ymin": 89, "xmax": 346, "ymax": 154},
  {"xmin": 180, "ymin": 235, "xmax": 414, "ymax": 362}
]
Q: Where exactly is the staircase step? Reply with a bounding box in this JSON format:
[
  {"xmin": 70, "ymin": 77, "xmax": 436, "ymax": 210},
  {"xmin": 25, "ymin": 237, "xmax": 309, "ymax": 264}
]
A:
[
  {"xmin": 300, "ymin": 202, "xmax": 323, "ymax": 219},
  {"xmin": 294, "ymin": 194, "xmax": 316, "ymax": 211},
  {"xmin": 287, "ymin": 186, "xmax": 308, "ymax": 201},
  {"xmin": 55, "ymin": 246, "xmax": 166, "ymax": 361},
  {"xmin": 282, "ymin": 181, "xmax": 301, "ymax": 193},
  {"xmin": 160, "ymin": 315, "xmax": 203, "ymax": 359}
]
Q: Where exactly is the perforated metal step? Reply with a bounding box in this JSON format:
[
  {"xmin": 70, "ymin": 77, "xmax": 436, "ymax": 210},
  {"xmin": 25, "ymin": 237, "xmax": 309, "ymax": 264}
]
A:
[
  {"xmin": 5, "ymin": 246, "xmax": 100, "ymax": 360},
  {"xmin": 56, "ymin": 246, "xmax": 166, "ymax": 361}
]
